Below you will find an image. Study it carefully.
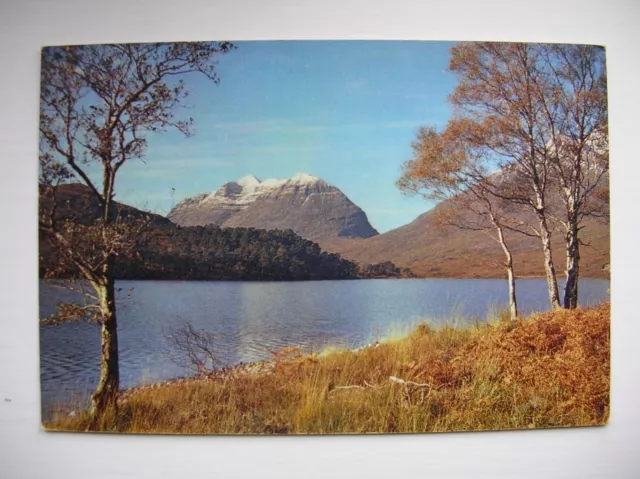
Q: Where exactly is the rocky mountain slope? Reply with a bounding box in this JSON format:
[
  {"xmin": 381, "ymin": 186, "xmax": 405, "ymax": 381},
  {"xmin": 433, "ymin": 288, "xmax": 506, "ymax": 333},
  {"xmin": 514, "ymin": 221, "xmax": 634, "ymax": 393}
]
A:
[{"xmin": 168, "ymin": 173, "xmax": 379, "ymax": 243}]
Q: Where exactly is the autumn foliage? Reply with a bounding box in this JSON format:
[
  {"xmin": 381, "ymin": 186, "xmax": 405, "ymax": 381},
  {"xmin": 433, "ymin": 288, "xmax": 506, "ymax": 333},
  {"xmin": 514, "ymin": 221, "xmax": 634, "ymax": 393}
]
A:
[{"xmin": 398, "ymin": 42, "xmax": 608, "ymax": 313}]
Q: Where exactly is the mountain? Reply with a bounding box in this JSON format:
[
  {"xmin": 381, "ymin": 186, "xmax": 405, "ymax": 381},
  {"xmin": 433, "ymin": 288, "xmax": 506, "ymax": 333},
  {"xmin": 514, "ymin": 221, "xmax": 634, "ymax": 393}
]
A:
[
  {"xmin": 167, "ymin": 173, "xmax": 379, "ymax": 243},
  {"xmin": 322, "ymin": 196, "xmax": 610, "ymax": 280}
]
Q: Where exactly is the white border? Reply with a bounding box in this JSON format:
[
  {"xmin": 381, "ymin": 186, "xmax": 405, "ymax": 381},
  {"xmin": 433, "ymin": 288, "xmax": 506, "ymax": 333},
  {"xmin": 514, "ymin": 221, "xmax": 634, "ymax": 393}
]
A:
[{"xmin": 1, "ymin": 0, "xmax": 639, "ymax": 477}]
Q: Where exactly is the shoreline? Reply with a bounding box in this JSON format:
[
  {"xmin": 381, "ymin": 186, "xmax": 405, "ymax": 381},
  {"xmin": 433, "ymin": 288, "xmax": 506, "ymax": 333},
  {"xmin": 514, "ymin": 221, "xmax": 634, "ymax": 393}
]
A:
[
  {"xmin": 49, "ymin": 342, "xmax": 386, "ymax": 418},
  {"xmin": 117, "ymin": 358, "xmax": 280, "ymax": 405},
  {"xmin": 113, "ymin": 343, "xmax": 389, "ymax": 408}
]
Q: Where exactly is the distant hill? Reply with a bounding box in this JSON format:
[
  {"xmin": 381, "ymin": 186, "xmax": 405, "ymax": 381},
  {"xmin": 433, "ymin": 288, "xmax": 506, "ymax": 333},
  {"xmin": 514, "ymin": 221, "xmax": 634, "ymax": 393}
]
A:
[
  {"xmin": 320, "ymin": 189, "xmax": 610, "ymax": 280},
  {"xmin": 40, "ymin": 182, "xmax": 172, "ymax": 227},
  {"xmin": 168, "ymin": 173, "xmax": 379, "ymax": 243}
]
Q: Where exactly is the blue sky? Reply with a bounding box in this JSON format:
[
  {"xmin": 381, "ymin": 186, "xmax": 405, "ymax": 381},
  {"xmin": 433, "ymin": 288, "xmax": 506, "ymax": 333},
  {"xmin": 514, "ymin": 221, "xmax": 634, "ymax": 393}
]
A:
[{"xmin": 115, "ymin": 41, "xmax": 456, "ymax": 233}]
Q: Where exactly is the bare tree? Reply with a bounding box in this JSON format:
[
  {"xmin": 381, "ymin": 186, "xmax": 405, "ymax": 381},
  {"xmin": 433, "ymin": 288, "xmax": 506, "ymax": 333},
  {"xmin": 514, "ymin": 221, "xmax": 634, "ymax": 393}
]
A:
[
  {"xmin": 164, "ymin": 320, "xmax": 220, "ymax": 375},
  {"xmin": 437, "ymin": 197, "xmax": 521, "ymax": 321},
  {"xmin": 39, "ymin": 42, "xmax": 235, "ymax": 423}
]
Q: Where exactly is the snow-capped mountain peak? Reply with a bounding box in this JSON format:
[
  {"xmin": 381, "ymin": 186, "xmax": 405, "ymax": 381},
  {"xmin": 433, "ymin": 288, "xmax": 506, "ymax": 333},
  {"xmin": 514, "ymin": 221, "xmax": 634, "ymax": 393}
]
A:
[
  {"xmin": 168, "ymin": 172, "xmax": 378, "ymax": 241},
  {"xmin": 222, "ymin": 173, "xmax": 325, "ymax": 197},
  {"xmin": 236, "ymin": 174, "xmax": 261, "ymax": 189},
  {"xmin": 289, "ymin": 172, "xmax": 321, "ymax": 184}
]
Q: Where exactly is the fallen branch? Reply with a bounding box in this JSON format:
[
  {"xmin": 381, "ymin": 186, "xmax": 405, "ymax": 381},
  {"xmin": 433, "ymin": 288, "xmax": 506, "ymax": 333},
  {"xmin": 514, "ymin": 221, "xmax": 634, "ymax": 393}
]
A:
[
  {"xmin": 389, "ymin": 375, "xmax": 444, "ymax": 408},
  {"xmin": 328, "ymin": 385, "xmax": 366, "ymax": 394},
  {"xmin": 327, "ymin": 380, "xmax": 384, "ymax": 395},
  {"xmin": 363, "ymin": 380, "xmax": 383, "ymax": 389},
  {"xmin": 389, "ymin": 376, "xmax": 444, "ymax": 390}
]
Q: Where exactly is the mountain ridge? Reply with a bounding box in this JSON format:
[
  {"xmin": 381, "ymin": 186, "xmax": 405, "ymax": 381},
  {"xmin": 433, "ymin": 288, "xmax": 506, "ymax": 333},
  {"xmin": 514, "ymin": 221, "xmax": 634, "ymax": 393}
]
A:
[{"xmin": 45, "ymin": 170, "xmax": 610, "ymax": 280}]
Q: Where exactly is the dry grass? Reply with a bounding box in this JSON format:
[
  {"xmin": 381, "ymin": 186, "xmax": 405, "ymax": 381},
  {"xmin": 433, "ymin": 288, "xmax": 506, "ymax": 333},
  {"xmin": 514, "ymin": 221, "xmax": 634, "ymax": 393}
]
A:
[{"xmin": 46, "ymin": 303, "xmax": 610, "ymax": 434}]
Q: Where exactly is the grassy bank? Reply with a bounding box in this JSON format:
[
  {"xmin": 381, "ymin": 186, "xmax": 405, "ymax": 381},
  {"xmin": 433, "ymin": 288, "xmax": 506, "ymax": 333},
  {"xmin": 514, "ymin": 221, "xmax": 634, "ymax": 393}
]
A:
[{"xmin": 46, "ymin": 303, "xmax": 610, "ymax": 434}]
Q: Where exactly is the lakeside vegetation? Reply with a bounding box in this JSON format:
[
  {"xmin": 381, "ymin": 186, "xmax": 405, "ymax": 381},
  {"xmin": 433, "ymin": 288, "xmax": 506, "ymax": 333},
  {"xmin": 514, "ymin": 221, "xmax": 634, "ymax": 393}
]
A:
[{"xmin": 46, "ymin": 302, "xmax": 609, "ymax": 434}]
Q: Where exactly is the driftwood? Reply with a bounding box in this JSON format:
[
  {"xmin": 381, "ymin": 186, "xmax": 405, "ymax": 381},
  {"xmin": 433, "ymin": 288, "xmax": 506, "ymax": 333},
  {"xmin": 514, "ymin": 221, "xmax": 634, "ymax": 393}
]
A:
[
  {"xmin": 388, "ymin": 376, "xmax": 450, "ymax": 408},
  {"xmin": 388, "ymin": 376, "xmax": 442, "ymax": 390},
  {"xmin": 327, "ymin": 380, "xmax": 384, "ymax": 396},
  {"xmin": 363, "ymin": 380, "xmax": 382, "ymax": 389},
  {"xmin": 328, "ymin": 385, "xmax": 366, "ymax": 394},
  {"xmin": 327, "ymin": 376, "xmax": 449, "ymax": 408}
]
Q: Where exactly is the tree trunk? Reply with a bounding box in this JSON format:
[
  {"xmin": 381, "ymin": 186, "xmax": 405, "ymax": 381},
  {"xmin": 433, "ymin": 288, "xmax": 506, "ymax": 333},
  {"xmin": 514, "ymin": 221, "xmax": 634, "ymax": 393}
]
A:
[
  {"xmin": 496, "ymin": 225, "xmax": 518, "ymax": 321},
  {"xmin": 506, "ymin": 264, "xmax": 518, "ymax": 321},
  {"xmin": 564, "ymin": 221, "xmax": 580, "ymax": 309},
  {"xmin": 90, "ymin": 258, "xmax": 120, "ymax": 424},
  {"xmin": 538, "ymin": 214, "xmax": 561, "ymax": 309}
]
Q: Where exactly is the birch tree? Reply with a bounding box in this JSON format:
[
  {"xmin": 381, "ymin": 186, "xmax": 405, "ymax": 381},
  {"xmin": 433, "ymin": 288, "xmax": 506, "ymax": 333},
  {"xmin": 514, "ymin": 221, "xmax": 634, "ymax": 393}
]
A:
[
  {"xmin": 398, "ymin": 126, "xmax": 521, "ymax": 321},
  {"xmin": 38, "ymin": 42, "xmax": 234, "ymax": 424},
  {"xmin": 444, "ymin": 42, "xmax": 609, "ymax": 310},
  {"xmin": 538, "ymin": 44, "xmax": 608, "ymax": 309},
  {"xmin": 445, "ymin": 42, "xmax": 564, "ymax": 309}
]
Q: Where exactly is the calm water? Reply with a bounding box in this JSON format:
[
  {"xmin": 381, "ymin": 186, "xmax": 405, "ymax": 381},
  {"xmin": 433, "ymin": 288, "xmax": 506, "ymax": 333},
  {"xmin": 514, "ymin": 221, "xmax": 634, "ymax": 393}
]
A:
[{"xmin": 39, "ymin": 278, "xmax": 609, "ymax": 416}]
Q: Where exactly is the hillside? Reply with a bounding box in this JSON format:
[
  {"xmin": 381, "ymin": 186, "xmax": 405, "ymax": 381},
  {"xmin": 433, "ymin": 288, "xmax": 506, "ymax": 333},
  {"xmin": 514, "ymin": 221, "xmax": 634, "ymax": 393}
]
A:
[
  {"xmin": 321, "ymin": 202, "xmax": 610, "ymax": 279},
  {"xmin": 166, "ymin": 169, "xmax": 609, "ymax": 280}
]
